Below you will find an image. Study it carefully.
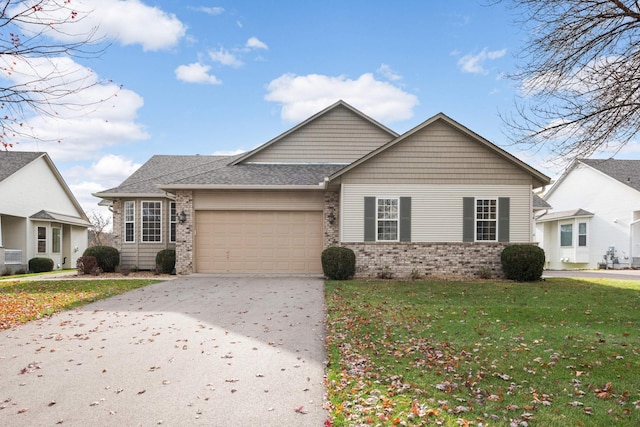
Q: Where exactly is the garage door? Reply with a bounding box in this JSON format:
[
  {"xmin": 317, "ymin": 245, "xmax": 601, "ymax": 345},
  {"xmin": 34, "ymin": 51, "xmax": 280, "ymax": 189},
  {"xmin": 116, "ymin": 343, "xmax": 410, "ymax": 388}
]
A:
[{"xmin": 195, "ymin": 211, "xmax": 323, "ymax": 274}]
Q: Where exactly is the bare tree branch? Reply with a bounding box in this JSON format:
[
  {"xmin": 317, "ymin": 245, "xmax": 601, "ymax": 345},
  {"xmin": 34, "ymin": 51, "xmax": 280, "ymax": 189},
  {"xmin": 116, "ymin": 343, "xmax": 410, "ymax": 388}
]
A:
[
  {"xmin": 0, "ymin": 0, "xmax": 112, "ymax": 148},
  {"xmin": 499, "ymin": 0, "xmax": 640, "ymax": 160}
]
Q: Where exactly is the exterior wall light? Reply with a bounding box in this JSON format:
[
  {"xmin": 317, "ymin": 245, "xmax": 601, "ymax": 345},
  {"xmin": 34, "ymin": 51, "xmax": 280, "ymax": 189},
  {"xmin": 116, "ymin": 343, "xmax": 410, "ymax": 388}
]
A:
[{"xmin": 178, "ymin": 210, "xmax": 187, "ymax": 223}]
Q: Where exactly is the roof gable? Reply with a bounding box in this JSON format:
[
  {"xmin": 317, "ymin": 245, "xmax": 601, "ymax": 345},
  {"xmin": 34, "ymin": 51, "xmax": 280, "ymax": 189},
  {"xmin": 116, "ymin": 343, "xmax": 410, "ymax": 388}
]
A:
[
  {"xmin": 0, "ymin": 151, "xmax": 42, "ymax": 183},
  {"xmin": 545, "ymin": 158, "xmax": 640, "ymax": 200},
  {"xmin": 329, "ymin": 113, "xmax": 550, "ymax": 188},
  {"xmin": 231, "ymin": 100, "xmax": 398, "ymax": 165}
]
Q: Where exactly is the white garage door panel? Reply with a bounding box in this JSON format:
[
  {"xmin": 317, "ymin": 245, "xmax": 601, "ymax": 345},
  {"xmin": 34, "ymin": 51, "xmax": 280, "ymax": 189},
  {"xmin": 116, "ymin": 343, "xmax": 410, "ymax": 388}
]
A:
[{"xmin": 195, "ymin": 211, "xmax": 323, "ymax": 273}]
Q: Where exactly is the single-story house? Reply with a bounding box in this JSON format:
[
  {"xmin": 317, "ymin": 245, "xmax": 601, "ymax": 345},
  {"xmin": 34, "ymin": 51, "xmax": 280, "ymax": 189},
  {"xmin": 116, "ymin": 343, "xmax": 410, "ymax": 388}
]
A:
[
  {"xmin": 94, "ymin": 101, "xmax": 550, "ymax": 278},
  {"xmin": 536, "ymin": 158, "xmax": 640, "ymax": 270},
  {"xmin": 0, "ymin": 151, "xmax": 90, "ymax": 273}
]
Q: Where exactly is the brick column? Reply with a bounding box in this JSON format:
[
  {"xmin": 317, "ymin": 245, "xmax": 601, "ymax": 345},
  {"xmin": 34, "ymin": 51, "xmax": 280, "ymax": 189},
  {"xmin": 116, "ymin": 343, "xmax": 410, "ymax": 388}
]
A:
[
  {"xmin": 175, "ymin": 190, "xmax": 194, "ymax": 275},
  {"xmin": 324, "ymin": 191, "xmax": 340, "ymax": 248},
  {"xmin": 111, "ymin": 200, "xmax": 123, "ymax": 250}
]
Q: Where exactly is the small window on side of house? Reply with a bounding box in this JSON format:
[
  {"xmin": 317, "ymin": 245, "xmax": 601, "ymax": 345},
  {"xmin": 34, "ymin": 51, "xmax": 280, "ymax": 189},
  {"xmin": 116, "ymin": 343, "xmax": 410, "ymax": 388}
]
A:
[
  {"xmin": 170, "ymin": 202, "xmax": 177, "ymax": 243},
  {"xmin": 560, "ymin": 223, "xmax": 573, "ymax": 247},
  {"xmin": 37, "ymin": 226, "xmax": 46, "ymax": 253},
  {"xmin": 124, "ymin": 201, "xmax": 135, "ymax": 243},
  {"xmin": 578, "ymin": 222, "xmax": 587, "ymax": 247},
  {"xmin": 52, "ymin": 227, "xmax": 61, "ymax": 253}
]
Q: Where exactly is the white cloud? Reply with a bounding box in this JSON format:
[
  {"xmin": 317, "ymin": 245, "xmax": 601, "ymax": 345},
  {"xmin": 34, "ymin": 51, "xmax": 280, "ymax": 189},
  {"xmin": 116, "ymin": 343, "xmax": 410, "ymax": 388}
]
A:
[
  {"xmin": 246, "ymin": 37, "xmax": 268, "ymax": 50},
  {"xmin": 192, "ymin": 6, "xmax": 225, "ymax": 15},
  {"xmin": 63, "ymin": 154, "xmax": 142, "ymax": 223},
  {"xmin": 9, "ymin": 0, "xmax": 186, "ymax": 51},
  {"xmin": 175, "ymin": 63, "xmax": 222, "ymax": 85},
  {"xmin": 265, "ymin": 73, "xmax": 419, "ymax": 123},
  {"xmin": 377, "ymin": 64, "xmax": 402, "ymax": 81},
  {"xmin": 458, "ymin": 48, "xmax": 507, "ymax": 74},
  {"xmin": 208, "ymin": 48, "xmax": 244, "ymax": 67},
  {"xmin": 0, "ymin": 55, "xmax": 148, "ymax": 161}
]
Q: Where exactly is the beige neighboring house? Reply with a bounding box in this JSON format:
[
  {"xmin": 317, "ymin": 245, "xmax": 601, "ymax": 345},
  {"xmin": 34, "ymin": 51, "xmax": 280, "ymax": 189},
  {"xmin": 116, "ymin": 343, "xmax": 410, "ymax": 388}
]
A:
[
  {"xmin": 0, "ymin": 151, "xmax": 90, "ymax": 273},
  {"xmin": 94, "ymin": 101, "xmax": 550, "ymax": 278}
]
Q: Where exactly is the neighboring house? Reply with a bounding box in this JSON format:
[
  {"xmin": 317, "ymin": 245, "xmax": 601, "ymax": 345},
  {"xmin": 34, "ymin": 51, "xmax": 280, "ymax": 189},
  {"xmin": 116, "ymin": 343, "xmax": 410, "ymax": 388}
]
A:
[
  {"xmin": 0, "ymin": 152, "xmax": 90, "ymax": 273},
  {"xmin": 536, "ymin": 159, "xmax": 640, "ymax": 270},
  {"xmin": 94, "ymin": 101, "xmax": 549, "ymax": 278}
]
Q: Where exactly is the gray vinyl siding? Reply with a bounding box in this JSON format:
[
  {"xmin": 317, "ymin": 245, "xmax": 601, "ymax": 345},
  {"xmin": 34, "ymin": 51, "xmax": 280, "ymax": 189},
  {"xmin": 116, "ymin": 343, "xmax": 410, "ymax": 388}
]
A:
[
  {"xmin": 341, "ymin": 120, "xmax": 536, "ymax": 185},
  {"xmin": 118, "ymin": 198, "xmax": 176, "ymax": 270},
  {"xmin": 193, "ymin": 190, "xmax": 324, "ymax": 210},
  {"xmin": 247, "ymin": 105, "xmax": 395, "ymax": 164},
  {"xmin": 341, "ymin": 184, "xmax": 532, "ymax": 243}
]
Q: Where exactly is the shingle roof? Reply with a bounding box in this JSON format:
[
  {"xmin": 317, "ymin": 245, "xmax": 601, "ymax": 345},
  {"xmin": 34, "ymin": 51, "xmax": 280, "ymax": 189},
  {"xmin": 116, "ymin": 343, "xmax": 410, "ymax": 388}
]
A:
[
  {"xmin": 581, "ymin": 159, "xmax": 640, "ymax": 192},
  {"xmin": 95, "ymin": 155, "xmax": 239, "ymax": 195},
  {"xmin": 30, "ymin": 210, "xmax": 91, "ymax": 227},
  {"xmin": 533, "ymin": 193, "xmax": 552, "ymax": 210},
  {"xmin": 536, "ymin": 208, "xmax": 594, "ymax": 222},
  {"xmin": 167, "ymin": 163, "xmax": 345, "ymax": 187},
  {"xmin": 0, "ymin": 151, "xmax": 42, "ymax": 183}
]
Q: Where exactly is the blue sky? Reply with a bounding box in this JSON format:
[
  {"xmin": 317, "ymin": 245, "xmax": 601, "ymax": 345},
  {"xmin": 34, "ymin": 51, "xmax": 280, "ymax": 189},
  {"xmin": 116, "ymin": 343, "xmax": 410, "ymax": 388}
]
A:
[{"xmin": 5, "ymin": 1, "xmax": 639, "ymax": 218}]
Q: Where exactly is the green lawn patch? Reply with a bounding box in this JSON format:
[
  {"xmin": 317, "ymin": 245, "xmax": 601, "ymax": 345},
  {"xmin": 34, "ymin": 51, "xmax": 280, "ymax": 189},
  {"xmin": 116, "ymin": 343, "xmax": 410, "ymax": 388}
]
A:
[
  {"xmin": 0, "ymin": 278, "xmax": 162, "ymax": 329},
  {"xmin": 325, "ymin": 278, "xmax": 640, "ymax": 426}
]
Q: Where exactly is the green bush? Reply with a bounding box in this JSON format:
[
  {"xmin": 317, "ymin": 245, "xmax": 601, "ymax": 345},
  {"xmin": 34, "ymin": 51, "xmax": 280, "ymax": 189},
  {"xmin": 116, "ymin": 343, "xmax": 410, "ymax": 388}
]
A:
[
  {"xmin": 321, "ymin": 247, "xmax": 356, "ymax": 280},
  {"xmin": 83, "ymin": 246, "xmax": 120, "ymax": 273},
  {"xmin": 28, "ymin": 257, "xmax": 54, "ymax": 273},
  {"xmin": 155, "ymin": 249, "xmax": 176, "ymax": 274},
  {"xmin": 501, "ymin": 244, "xmax": 545, "ymax": 282},
  {"xmin": 76, "ymin": 256, "xmax": 98, "ymax": 275}
]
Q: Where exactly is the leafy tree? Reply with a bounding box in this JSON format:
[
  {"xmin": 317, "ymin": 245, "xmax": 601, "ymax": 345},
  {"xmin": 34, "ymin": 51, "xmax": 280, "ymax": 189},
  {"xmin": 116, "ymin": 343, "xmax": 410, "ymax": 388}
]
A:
[
  {"xmin": 499, "ymin": 0, "xmax": 640, "ymax": 159},
  {"xmin": 0, "ymin": 1, "xmax": 110, "ymax": 148}
]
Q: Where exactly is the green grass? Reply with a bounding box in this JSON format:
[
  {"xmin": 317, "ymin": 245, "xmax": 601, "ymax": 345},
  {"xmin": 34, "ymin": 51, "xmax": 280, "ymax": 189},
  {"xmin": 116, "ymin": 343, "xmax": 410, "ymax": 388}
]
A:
[
  {"xmin": 0, "ymin": 278, "xmax": 162, "ymax": 329},
  {"xmin": 325, "ymin": 278, "xmax": 640, "ymax": 426}
]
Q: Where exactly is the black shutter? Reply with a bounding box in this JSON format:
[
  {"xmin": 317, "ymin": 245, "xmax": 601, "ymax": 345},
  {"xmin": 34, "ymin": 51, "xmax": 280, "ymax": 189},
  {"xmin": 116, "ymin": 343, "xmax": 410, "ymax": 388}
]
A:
[
  {"xmin": 498, "ymin": 197, "xmax": 510, "ymax": 242},
  {"xmin": 364, "ymin": 197, "xmax": 376, "ymax": 241},
  {"xmin": 463, "ymin": 197, "xmax": 475, "ymax": 242},
  {"xmin": 399, "ymin": 197, "xmax": 411, "ymax": 242}
]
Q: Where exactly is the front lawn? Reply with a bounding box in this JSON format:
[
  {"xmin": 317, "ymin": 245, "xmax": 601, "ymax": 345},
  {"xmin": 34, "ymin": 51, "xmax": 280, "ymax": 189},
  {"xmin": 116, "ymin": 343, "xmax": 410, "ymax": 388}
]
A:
[
  {"xmin": 0, "ymin": 278, "xmax": 162, "ymax": 330},
  {"xmin": 325, "ymin": 278, "xmax": 640, "ymax": 426}
]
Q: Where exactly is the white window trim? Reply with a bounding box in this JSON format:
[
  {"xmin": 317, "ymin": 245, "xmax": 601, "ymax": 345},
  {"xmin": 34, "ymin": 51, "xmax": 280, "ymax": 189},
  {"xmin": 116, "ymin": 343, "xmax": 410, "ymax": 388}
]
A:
[
  {"xmin": 37, "ymin": 226, "xmax": 47, "ymax": 253},
  {"xmin": 170, "ymin": 202, "xmax": 177, "ymax": 243},
  {"xmin": 560, "ymin": 222, "xmax": 573, "ymax": 248},
  {"xmin": 52, "ymin": 227, "xmax": 61, "ymax": 254},
  {"xmin": 578, "ymin": 222, "xmax": 587, "ymax": 247},
  {"xmin": 376, "ymin": 197, "xmax": 400, "ymax": 242},
  {"xmin": 475, "ymin": 198, "xmax": 498, "ymax": 242},
  {"xmin": 124, "ymin": 201, "xmax": 135, "ymax": 243},
  {"xmin": 141, "ymin": 200, "xmax": 163, "ymax": 243}
]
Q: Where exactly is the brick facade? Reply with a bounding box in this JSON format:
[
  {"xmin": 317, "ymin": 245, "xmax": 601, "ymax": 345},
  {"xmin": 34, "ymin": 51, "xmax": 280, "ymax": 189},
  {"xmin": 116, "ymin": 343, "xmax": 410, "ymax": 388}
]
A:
[
  {"xmin": 175, "ymin": 190, "xmax": 194, "ymax": 275},
  {"xmin": 341, "ymin": 242, "xmax": 509, "ymax": 279},
  {"xmin": 323, "ymin": 191, "xmax": 340, "ymax": 248},
  {"xmin": 111, "ymin": 199, "xmax": 123, "ymax": 250}
]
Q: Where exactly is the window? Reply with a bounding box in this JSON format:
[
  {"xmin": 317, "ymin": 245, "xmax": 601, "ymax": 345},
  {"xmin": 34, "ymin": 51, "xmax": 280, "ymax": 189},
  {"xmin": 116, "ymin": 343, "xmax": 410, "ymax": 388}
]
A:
[
  {"xmin": 560, "ymin": 224, "xmax": 573, "ymax": 247},
  {"xmin": 377, "ymin": 198, "xmax": 399, "ymax": 241},
  {"xmin": 37, "ymin": 226, "xmax": 46, "ymax": 253},
  {"xmin": 170, "ymin": 202, "xmax": 177, "ymax": 243},
  {"xmin": 578, "ymin": 222, "xmax": 587, "ymax": 247},
  {"xmin": 124, "ymin": 201, "xmax": 135, "ymax": 243},
  {"xmin": 52, "ymin": 227, "xmax": 61, "ymax": 253},
  {"xmin": 142, "ymin": 201, "xmax": 162, "ymax": 242},
  {"xmin": 476, "ymin": 199, "xmax": 497, "ymax": 241}
]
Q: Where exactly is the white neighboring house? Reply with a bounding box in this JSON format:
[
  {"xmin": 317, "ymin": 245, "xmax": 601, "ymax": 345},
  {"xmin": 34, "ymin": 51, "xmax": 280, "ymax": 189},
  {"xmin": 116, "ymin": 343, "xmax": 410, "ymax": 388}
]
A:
[
  {"xmin": 536, "ymin": 159, "xmax": 640, "ymax": 270},
  {"xmin": 0, "ymin": 151, "xmax": 90, "ymax": 273}
]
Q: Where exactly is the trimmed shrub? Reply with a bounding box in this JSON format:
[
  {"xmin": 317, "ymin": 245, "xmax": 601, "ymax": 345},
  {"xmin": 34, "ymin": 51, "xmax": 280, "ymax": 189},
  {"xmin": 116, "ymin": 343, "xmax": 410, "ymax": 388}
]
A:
[
  {"xmin": 155, "ymin": 249, "xmax": 176, "ymax": 274},
  {"xmin": 77, "ymin": 256, "xmax": 98, "ymax": 275},
  {"xmin": 83, "ymin": 246, "xmax": 120, "ymax": 273},
  {"xmin": 501, "ymin": 244, "xmax": 545, "ymax": 282},
  {"xmin": 28, "ymin": 257, "xmax": 54, "ymax": 273},
  {"xmin": 321, "ymin": 247, "xmax": 356, "ymax": 280}
]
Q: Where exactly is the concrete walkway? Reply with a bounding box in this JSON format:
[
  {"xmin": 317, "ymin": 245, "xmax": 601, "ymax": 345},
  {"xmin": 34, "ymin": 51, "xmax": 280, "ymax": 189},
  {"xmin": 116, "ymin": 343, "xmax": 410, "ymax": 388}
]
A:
[
  {"xmin": 0, "ymin": 276, "xmax": 328, "ymax": 426},
  {"xmin": 543, "ymin": 269, "xmax": 640, "ymax": 280}
]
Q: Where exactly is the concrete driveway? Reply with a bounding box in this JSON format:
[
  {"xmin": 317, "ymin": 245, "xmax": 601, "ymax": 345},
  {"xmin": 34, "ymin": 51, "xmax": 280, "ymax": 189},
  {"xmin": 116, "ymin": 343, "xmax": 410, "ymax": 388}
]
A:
[{"xmin": 0, "ymin": 276, "xmax": 328, "ymax": 426}]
